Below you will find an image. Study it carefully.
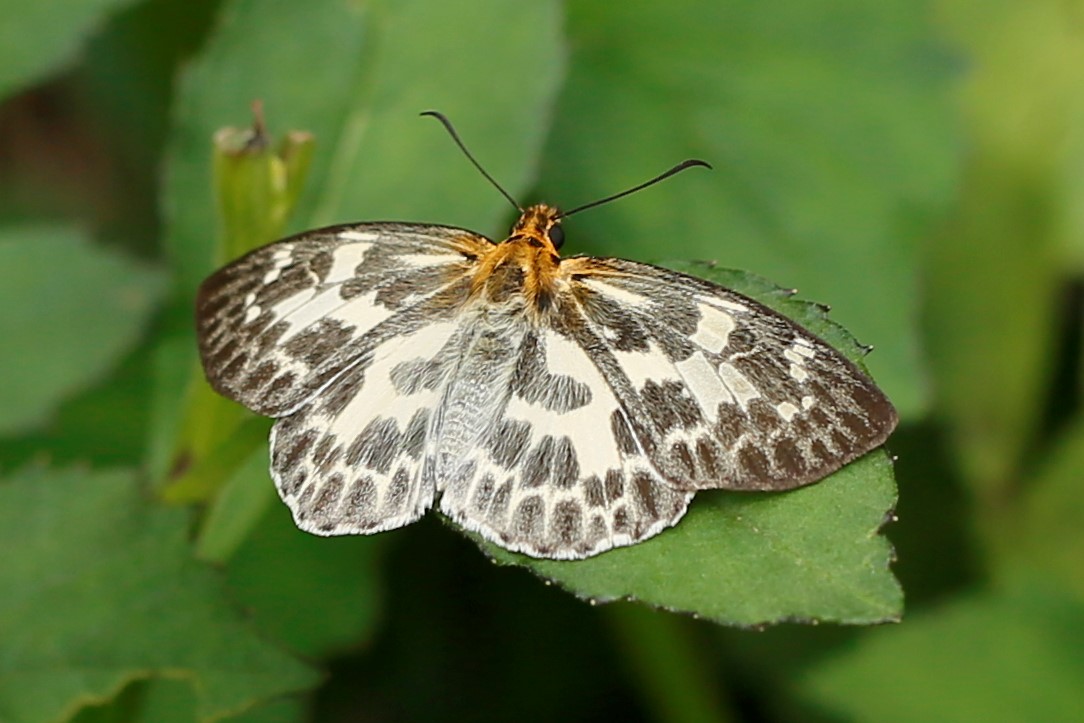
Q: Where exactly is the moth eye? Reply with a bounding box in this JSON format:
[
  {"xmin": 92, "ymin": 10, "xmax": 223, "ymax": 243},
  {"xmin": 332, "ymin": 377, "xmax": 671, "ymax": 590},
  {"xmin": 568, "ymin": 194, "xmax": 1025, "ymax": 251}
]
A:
[{"xmin": 548, "ymin": 224, "xmax": 565, "ymax": 250}]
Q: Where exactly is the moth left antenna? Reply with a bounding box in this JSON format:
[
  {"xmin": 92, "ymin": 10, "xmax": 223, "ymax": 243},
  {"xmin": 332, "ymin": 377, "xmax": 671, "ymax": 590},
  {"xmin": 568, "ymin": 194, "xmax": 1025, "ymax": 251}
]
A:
[{"xmin": 421, "ymin": 110, "xmax": 521, "ymax": 212}]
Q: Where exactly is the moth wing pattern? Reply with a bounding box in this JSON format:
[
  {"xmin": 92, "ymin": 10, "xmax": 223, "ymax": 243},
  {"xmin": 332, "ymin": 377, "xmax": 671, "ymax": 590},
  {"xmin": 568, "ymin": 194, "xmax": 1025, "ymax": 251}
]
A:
[
  {"xmin": 195, "ymin": 208, "xmax": 899, "ymax": 560},
  {"xmin": 269, "ymin": 319, "xmax": 461, "ymax": 535},
  {"xmin": 196, "ymin": 222, "xmax": 493, "ymax": 416},
  {"xmin": 431, "ymin": 324, "xmax": 692, "ymax": 559},
  {"xmin": 564, "ymin": 258, "xmax": 898, "ymax": 493}
]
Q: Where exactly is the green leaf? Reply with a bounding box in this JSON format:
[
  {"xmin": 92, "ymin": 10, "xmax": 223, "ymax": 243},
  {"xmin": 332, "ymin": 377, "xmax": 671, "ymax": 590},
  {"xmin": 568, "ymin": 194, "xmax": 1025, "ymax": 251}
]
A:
[
  {"xmin": 0, "ymin": 340, "xmax": 156, "ymax": 470},
  {"xmin": 164, "ymin": 0, "xmax": 565, "ymax": 298},
  {"xmin": 0, "ymin": 224, "xmax": 162, "ymax": 436},
  {"xmin": 72, "ymin": 677, "xmax": 306, "ymax": 723},
  {"xmin": 483, "ymin": 265, "xmax": 900, "ymax": 626},
  {"xmin": 798, "ymin": 586, "xmax": 1084, "ymax": 722},
  {"xmin": 0, "ymin": 467, "xmax": 318, "ymax": 723},
  {"xmin": 539, "ymin": 0, "xmax": 957, "ymax": 419},
  {"xmin": 0, "ymin": 0, "xmax": 140, "ymax": 98},
  {"xmin": 226, "ymin": 500, "xmax": 386, "ymax": 659},
  {"xmin": 193, "ymin": 434, "xmax": 276, "ymax": 562},
  {"xmin": 1001, "ymin": 414, "xmax": 1084, "ymax": 598}
]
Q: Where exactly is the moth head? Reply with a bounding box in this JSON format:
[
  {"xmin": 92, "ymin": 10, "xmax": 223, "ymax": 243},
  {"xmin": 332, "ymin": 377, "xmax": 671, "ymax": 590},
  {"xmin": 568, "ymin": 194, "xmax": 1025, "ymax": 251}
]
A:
[{"xmin": 512, "ymin": 203, "xmax": 565, "ymax": 252}]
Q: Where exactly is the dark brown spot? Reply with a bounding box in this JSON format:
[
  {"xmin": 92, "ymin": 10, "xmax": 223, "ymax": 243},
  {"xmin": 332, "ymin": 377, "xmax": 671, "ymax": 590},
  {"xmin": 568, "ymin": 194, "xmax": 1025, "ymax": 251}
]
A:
[
  {"xmin": 262, "ymin": 267, "xmax": 313, "ymax": 306},
  {"xmin": 513, "ymin": 495, "xmax": 545, "ymax": 539},
  {"xmin": 551, "ymin": 437, "xmax": 579, "ymax": 489},
  {"xmin": 344, "ymin": 475, "xmax": 377, "ymax": 526},
  {"xmin": 839, "ymin": 409, "xmax": 870, "ymax": 439},
  {"xmin": 487, "ymin": 419, "xmax": 531, "ymax": 467},
  {"xmin": 310, "ymin": 474, "xmax": 345, "ymax": 527},
  {"xmin": 282, "ymin": 318, "xmax": 355, "ymax": 366},
  {"xmin": 641, "ymin": 379, "xmax": 702, "ymax": 432},
  {"xmin": 472, "ymin": 474, "xmax": 497, "ymax": 513},
  {"xmin": 340, "ymin": 278, "xmax": 368, "ymax": 300},
  {"xmin": 280, "ymin": 466, "xmax": 308, "ymax": 496},
  {"xmin": 587, "ymin": 515, "xmax": 608, "ymax": 545},
  {"xmin": 278, "ymin": 428, "xmax": 317, "ymax": 469},
  {"xmin": 318, "ymin": 369, "xmax": 364, "ymax": 417},
  {"xmin": 511, "ymin": 334, "xmax": 591, "ymax": 412},
  {"xmin": 696, "ymin": 439, "xmax": 721, "ymax": 479},
  {"xmin": 726, "ymin": 326, "xmax": 757, "ymax": 355},
  {"xmin": 403, "ymin": 409, "xmax": 429, "ymax": 459},
  {"xmin": 489, "ymin": 479, "xmax": 513, "ymax": 521},
  {"xmin": 255, "ymin": 321, "xmax": 288, "ymax": 356},
  {"xmin": 809, "ymin": 438, "xmax": 831, "ymax": 465},
  {"xmin": 672, "ymin": 441, "xmax": 696, "ymax": 478},
  {"xmin": 737, "ymin": 445, "xmax": 771, "ymax": 483},
  {"xmin": 344, "ymin": 417, "xmax": 402, "ymax": 474},
  {"xmin": 241, "ymin": 359, "xmax": 277, "ymax": 392},
  {"xmin": 655, "ymin": 329, "xmax": 696, "ymax": 362},
  {"xmin": 611, "ymin": 410, "xmax": 639, "ymax": 455},
  {"xmin": 208, "ymin": 337, "xmax": 239, "ymax": 371},
  {"xmin": 807, "ymin": 404, "xmax": 834, "ymax": 430},
  {"xmin": 376, "ymin": 265, "xmax": 459, "ymax": 309},
  {"xmin": 632, "ymin": 471, "xmax": 659, "ymax": 519},
  {"xmin": 390, "ymin": 356, "xmax": 445, "ymax": 395},
  {"xmin": 604, "ymin": 469, "xmax": 624, "ymax": 502},
  {"xmin": 295, "ymin": 479, "xmax": 316, "ymax": 513},
  {"xmin": 830, "ymin": 427, "xmax": 851, "ymax": 455},
  {"xmin": 583, "ymin": 475, "xmax": 605, "ymax": 508},
  {"xmin": 382, "ymin": 467, "xmax": 412, "ymax": 515},
  {"xmin": 551, "ymin": 500, "xmax": 583, "ymax": 546},
  {"xmin": 309, "ymin": 250, "xmax": 333, "ymax": 282},
  {"xmin": 747, "ymin": 399, "xmax": 780, "ymax": 435},
  {"xmin": 266, "ymin": 371, "xmax": 298, "ymax": 402},
  {"xmin": 523, "ymin": 435, "xmax": 555, "ymax": 488},
  {"xmin": 312, "ymin": 434, "xmax": 335, "ymax": 467},
  {"xmin": 772, "ymin": 438, "xmax": 805, "ymax": 479},
  {"xmin": 612, "ymin": 506, "xmax": 630, "ymax": 534},
  {"xmin": 578, "ymin": 290, "xmax": 649, "ymax": 352}
]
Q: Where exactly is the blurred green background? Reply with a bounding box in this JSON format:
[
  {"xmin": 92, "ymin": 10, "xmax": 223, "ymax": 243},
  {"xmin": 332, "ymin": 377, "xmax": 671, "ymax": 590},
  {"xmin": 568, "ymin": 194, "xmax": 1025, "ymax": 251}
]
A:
[{"xmin": 2, "ymin": 0, "xmax": 1084, "ymax": 721}]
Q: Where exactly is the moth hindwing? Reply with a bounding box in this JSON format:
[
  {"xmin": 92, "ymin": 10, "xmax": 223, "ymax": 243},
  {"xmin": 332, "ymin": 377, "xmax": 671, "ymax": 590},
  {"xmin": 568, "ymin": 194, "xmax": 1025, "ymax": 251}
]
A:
[{"xmin": 196, "ymin": 204, "xmax": 897, "ymax": 560}]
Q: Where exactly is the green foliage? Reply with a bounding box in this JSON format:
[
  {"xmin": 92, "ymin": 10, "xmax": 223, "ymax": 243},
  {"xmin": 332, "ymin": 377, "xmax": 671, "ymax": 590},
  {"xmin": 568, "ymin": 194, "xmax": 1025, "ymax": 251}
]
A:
[
  {"xmin": 799, "ymin": 586, "xmax": 1084, "ymax": 722},
  {"xmin": 0, "ymin": 225, "xmax": 162, "ymax": 435},
  {"xmin": 3, "ymin": 0, "xmax": 1084, "ymax": 720},
  {"xmin": 0, "ymin": 0, "xmax": 140, "ymax": 97},
  {"xmin": 0, "ymin": 468, "xmax": 317, "ymax": 723}
]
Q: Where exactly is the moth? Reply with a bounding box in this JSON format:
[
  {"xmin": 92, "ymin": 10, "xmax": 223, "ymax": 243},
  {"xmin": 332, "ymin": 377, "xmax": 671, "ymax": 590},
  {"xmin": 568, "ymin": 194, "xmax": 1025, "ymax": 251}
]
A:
[{"xmin": 196, "ymin": 112, "xmax": 898, "ymax": 560}]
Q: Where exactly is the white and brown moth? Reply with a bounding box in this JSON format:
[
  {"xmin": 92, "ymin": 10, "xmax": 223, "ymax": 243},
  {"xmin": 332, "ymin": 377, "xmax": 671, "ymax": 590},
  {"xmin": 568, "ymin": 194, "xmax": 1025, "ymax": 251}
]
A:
[{"xmin": 196, "ymin": 113, "xmax": 898, "ymax": 560}]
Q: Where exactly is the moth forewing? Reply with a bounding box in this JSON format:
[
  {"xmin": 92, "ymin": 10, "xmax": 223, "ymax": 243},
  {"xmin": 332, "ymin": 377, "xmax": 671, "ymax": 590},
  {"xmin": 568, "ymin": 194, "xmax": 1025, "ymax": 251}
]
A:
[{"xmin": 560, "ymin": 258, "xmax": 898, "ymax": 496}]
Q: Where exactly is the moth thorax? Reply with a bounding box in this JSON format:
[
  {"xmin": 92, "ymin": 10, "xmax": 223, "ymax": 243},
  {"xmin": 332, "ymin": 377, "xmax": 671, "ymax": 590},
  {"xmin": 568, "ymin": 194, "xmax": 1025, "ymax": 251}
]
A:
[{"xmin": 482, "ymin": 259, "xmax": 527, "ymax": 304}]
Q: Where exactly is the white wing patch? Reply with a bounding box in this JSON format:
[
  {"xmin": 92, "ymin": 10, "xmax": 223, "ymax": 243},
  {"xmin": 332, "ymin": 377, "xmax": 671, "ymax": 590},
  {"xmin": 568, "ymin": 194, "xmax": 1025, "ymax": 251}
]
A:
[
  {"xmin": 688, "ymin": 302, "xmax": 736, "ymax": 353},
  {"xmin": 673, "ymin": 351, "xmax": 732, "ymax": 422}
]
